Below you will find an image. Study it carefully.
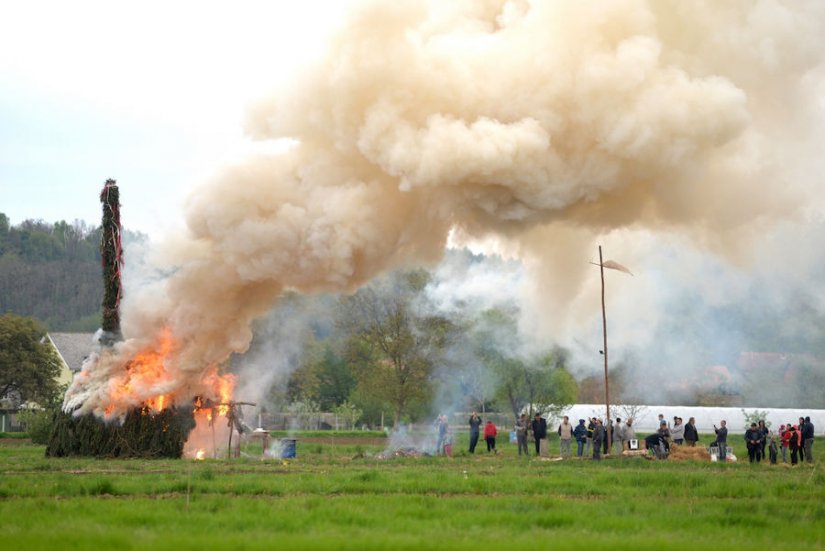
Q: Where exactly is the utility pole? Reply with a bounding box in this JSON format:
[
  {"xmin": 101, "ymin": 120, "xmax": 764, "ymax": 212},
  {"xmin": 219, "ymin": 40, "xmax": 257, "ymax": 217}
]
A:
[
  {"xmin": 594, "ymin": 246, "xmax": 633, "ymax": 456},
  {"xmin": 599, "ymin": 245, "xmax": 611, "ymax": 451}
]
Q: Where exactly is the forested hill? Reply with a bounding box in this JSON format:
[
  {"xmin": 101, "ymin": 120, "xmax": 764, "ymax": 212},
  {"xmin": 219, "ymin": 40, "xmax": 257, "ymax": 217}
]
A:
[{"xmin": 0, "ymin": 212, "xmax": 143, "ymax": 331}]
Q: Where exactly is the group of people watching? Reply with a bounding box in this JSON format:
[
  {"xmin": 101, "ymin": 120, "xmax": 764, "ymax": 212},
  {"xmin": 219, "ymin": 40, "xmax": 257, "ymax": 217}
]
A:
[
  {"xmin": 461, "ymin": 412, "xmax": 816, "ymax": 464},
  {"xmin": 746, "ymin": 417, "xmax": 816, "ymax": 465},
  {"xmin": 471, "ymin": 411, "xmax": 642, "ymax": 461},
  {"xmin": 645, "ymin": 415, "xmax": 702, "ymax": 459},
  {"xmin": 466, "ymin": 412, "xmax": 499, "ymax": 454}
]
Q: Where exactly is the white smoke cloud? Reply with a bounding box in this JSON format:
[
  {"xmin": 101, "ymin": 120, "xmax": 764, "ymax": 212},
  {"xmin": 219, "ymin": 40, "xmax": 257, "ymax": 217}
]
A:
[{"xmin": 65, "ymin": 0, "xmax": 825, "ymax": 417}]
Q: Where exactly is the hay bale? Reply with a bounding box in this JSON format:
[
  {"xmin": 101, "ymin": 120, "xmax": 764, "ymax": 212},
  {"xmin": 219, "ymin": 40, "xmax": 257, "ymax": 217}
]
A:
[
  {"xmin": 668, "ymin": 445, "xmax": 711, "ymax": 462},
  {"xmin": 622, "ymin": 449, "xmax": 650, "ymax": 457}
]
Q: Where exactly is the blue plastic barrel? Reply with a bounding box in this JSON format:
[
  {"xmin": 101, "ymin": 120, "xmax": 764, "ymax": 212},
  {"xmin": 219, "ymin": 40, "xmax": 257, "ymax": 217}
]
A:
[{"xmin": 280, "ymin": 438, "xmax": 297, "ymax": 459}]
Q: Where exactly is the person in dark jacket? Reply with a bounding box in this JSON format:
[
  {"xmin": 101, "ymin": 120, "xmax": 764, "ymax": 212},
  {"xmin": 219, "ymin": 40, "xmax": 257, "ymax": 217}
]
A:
[
  {"xmin": 643, "ymin": 432, "xmax": 660, "ymax": 449},
  {"xmin": 802, "ymin": 416, "xmax": 814, "ymax": 463},
  {"xmin": 757, "ymin": 420, "xmax": 768, "ymax": 461},
  {"xmin": 573, "ymin": 419, "xmax": 587, "ymax": 457},
  {"xmin": 468, "ymin": 412, "xmax": 482, "ymax": 454},
  {"xmin": 531, "ymin": 413, "xmax": 547, "ymax": 456},
  {"xmin": 714, "ymin": 420, "xmax": 728, "ymax": 462},
  {"xmin": 745, "ymin": 423, "xmax": 762, "ymax": 463},
  {"xmin": 592, "ymin": 419, "xmax": 605, "ymax": 461},
  {"xmin": 585, "ymin": 418, "xmax": 595, "ymax": 457},
  {"xmin": 603, "ymin": 418, "xmax": 610, "ymax": 455},
  {"xmin": 645, "ymin": 432, "xmax": 670, "ymax": 459},
  {"xmin": 797, "ymin": 417, "xmax": 806, "ymax": 462},
  {"xmin": 684, "ymin": 417, "xmax": 699, "ymax": 447}
]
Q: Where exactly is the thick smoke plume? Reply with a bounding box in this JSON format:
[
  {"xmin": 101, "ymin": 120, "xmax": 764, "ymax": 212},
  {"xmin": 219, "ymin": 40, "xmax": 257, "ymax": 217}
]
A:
[{"xmin": 65, "ymin": 0, "xmax": 825, "ymax": 418}]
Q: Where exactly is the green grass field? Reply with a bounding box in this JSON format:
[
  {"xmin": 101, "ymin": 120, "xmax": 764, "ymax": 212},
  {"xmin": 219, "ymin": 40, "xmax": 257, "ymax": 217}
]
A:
[{"xmin": 1, "ymin": 434, "xmax": 822, "ymax": 550}]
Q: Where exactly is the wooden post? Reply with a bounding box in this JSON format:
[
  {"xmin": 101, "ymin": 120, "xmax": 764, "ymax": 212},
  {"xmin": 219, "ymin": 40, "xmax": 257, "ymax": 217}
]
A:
[
  {"xmin": 211, "ymin": 416, "xmax": 216, "ymax": 459},
  {"xmin": 599, "ymin": 246, "xmax": 612, "ymax": 452},
  {"xmin": 227, "ymin": 424, "xmax": 233, "ymax": 460}
]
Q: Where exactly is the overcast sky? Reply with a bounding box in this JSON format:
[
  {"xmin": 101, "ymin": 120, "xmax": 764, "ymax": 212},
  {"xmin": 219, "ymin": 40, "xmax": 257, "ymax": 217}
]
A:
[{"xmin": 0, "ymin": 1, "xmax": 346, "ymax": 237}]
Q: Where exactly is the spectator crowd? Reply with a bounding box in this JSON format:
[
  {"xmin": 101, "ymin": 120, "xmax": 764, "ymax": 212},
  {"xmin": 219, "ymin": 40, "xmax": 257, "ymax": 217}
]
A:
[{"xmin": 433, "ymin": 411, "xmax": 817, "ymax": 465}]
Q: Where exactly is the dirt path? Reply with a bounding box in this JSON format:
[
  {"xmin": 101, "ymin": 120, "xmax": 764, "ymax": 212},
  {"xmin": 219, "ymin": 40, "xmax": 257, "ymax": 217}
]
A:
[{"xmin": 0, "ymin": 438, "xmax": 32, "ymax": 446}]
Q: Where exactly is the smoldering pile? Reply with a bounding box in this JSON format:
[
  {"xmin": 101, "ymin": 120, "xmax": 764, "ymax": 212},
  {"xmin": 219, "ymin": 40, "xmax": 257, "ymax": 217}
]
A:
[{"xmin": 376, "ymin": 447, "xmax": 433, "ymax": 460}]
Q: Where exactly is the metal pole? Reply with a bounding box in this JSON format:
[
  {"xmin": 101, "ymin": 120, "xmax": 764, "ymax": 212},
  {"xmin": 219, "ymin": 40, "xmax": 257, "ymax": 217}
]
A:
[{"xmin": 599, "ymin": 246, "xmax": 612, "ymax": 452}]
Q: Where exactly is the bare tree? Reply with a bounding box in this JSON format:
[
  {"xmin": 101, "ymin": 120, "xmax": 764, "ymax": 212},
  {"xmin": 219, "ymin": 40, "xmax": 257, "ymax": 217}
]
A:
[{"xmin": 340, "ymin": 271, "xmax": 450, "ymax": 427}]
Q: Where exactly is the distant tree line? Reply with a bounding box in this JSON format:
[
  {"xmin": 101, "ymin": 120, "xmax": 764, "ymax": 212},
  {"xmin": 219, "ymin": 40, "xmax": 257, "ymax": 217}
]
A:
[
  {"xmin": 0, "ymin": 213, "xmax": 103, "ymax": 330},
  {"xmin": 0, "ymin": 212, "xmax": 146, "ymax": 332}
]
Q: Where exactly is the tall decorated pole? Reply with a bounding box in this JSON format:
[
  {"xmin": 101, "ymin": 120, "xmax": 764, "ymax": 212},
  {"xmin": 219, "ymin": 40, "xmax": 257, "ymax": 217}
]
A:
[
  {"xmin": 47, "ymin": 179, "xmax": 196, "ymax": 459},
  {"xmin": 100, "ymin": 179, "xmax": 123, "ymax": 344}
]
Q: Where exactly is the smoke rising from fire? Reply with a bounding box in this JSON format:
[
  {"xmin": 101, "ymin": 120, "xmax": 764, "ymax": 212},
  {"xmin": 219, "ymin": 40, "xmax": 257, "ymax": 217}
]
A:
[{"xmin": 65, "ymin": 0, "xmax": 825, "ymax": 417}]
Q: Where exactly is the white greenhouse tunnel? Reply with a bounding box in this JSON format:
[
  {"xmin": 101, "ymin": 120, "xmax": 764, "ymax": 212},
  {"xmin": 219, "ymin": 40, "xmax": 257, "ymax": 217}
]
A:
[{"xmin": 557, "ymin": 405, "xmax": 825, "ymax": 435}]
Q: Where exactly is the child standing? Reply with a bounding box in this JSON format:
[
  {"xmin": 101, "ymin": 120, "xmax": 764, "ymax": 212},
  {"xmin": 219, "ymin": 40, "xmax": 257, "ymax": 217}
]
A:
[{"xmin": 484, "ymin": 420, "xmax": 498, "ymax": 454}]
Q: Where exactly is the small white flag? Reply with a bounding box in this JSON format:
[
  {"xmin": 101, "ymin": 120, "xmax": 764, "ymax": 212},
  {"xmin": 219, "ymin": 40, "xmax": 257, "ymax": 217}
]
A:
[{"xmin": 601, "ymin": 260, "xmax": 633, "ymax": 276}]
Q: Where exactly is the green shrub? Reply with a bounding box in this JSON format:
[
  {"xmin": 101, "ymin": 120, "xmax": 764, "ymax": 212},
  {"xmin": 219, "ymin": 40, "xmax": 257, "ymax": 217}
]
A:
[{"xmin": 17, "ymin": 409, "xmax": 54, "ymax": 445}]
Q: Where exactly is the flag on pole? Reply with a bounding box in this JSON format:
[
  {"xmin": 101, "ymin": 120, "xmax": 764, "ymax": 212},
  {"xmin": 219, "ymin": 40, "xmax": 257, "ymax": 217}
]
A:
[{"xmin": 601, "ymin": 260, "xmax": 633, "ymax": 276}]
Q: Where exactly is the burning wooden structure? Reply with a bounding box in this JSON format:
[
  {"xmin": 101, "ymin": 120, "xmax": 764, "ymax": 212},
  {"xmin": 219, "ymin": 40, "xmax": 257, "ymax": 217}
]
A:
[{"xmin": 47, "ymin": 179, "xmax": 238, "ymax": 459}]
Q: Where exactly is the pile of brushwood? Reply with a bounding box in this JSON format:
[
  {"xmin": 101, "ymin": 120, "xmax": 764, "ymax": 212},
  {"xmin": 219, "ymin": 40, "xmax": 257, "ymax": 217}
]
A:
[{"xmin": 46, "ymin": 407, "xmax": 195, "ymax": 458}]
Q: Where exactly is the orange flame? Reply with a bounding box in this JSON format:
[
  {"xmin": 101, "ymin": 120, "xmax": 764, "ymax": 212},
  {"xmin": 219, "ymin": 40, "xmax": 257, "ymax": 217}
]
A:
[
  {"xmin": 97, "ymin": 327, "xmax": 238, "ymax": 463},
  {"xmin": 191, "ymin": 368, "xmax": 235, "ymax": 421},
  {"xmin": 184, "ymin": 370, "xmax": 235, "ymax": 460},
  {"xmin": 102, "ymin": 327, "xmax": 178, "ymax": 417},
  {"xmin": 217, "ymin": 375, "xmax": 233, "ymax": 417}
]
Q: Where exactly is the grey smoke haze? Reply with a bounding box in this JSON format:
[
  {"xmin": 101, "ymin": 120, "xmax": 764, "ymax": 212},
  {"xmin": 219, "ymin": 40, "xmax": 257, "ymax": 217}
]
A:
[
  {"xmin": 231, "ymin": 294, "xmax": 338, "ymax": 410},
  {"xmin": 64, "ymin": 0, "xmax": 825, "ymax": 417}
]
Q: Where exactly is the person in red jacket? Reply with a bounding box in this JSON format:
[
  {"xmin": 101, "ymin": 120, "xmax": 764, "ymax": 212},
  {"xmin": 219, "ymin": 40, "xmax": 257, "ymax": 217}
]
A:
[
  {"xmin": 779, "ymin": 424, "xmax": 791, "ymax": 463},
  {"xmin": 788, "ymin": 425, "xmax": 801, "ymax": 465},
  {"xmin": 484, "ymin": 420, "xmax": 498, "ymax": 454}
]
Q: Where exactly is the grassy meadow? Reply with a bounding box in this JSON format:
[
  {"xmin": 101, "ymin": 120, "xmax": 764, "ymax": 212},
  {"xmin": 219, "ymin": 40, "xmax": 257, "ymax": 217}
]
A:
[{"xmin": 1, "ymin": 433, "xmax": 823, "ymax": 550}]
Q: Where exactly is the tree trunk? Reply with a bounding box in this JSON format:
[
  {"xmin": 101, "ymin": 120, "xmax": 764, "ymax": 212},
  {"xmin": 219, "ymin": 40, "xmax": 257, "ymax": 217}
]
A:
[{"xmin": 394, "ymin": 398, "xmax": 405, "ymax": 428}]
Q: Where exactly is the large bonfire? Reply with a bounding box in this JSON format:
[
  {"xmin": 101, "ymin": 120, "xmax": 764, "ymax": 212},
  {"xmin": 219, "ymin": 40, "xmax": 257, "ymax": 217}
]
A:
[
  {"xmin": 46, "ymin": 180, "xmax": 238, "ymax": 459},
  {"xmin": 47, "ymin": 2, "xmax": 825, "ymax": 455}
]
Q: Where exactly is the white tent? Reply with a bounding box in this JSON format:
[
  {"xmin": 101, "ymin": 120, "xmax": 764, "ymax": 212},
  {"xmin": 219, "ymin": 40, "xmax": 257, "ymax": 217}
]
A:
[{"xmin": 557, "ymin": 404, "xmax": 823, "ymax": 434}]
